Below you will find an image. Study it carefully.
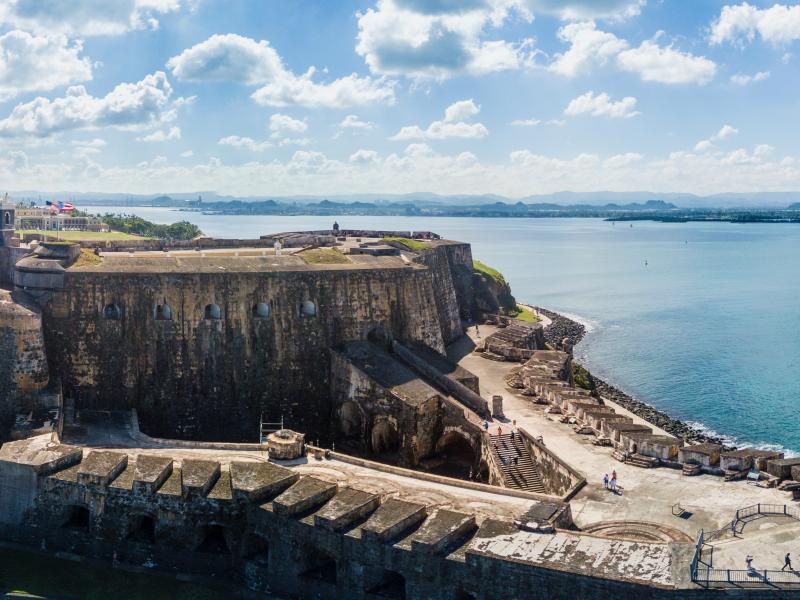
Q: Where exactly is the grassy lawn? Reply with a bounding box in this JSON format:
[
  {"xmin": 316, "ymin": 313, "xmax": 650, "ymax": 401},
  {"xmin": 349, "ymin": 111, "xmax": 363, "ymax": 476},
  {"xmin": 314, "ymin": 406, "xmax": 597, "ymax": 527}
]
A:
[
  {"xmin": 17, "ymin": 230, "xmax": 148, "ymax": 241},
  {"xmin": 70, "ymin": 248, "xmax": 104, "ymax": 269},
  {"xmin": 473, "ymin": 259, "xmax": 508, "ymax": 287},
  {"xmin": 298, "ymin": 247, "xmax": 351, "ymax": 264},
  {"xmin": 508, "ymin": 304, "xmax": 540, "ymax": 323},
  {"xmin": 0, "ymin": 547, "xmax": 227, "ymax": 600},
  {"xmin": 381, "ymin": 237, "xmax": 430, "ymax": 251}
]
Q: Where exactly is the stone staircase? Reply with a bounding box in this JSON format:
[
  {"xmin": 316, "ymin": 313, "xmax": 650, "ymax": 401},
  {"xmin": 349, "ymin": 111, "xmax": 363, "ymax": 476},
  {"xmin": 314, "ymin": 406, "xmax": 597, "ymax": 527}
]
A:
[{"xmin": 490, "ymin": 433, "xmax": 545, "ymax": 494}]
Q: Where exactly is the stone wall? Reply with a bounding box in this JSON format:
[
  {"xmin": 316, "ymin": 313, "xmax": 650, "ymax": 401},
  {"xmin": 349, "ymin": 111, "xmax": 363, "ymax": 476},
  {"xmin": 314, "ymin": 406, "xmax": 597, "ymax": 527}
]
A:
[
  {"xmin": 414, "ymin": 243, "xmax": 471, "ymax": 343},
  {"xmin": 519, "ymin": 427, "xmax": 586, "ymax": 499},
  {"xmin": 43, "ymin": 267, "xmax": 447, "ymax": 442}
]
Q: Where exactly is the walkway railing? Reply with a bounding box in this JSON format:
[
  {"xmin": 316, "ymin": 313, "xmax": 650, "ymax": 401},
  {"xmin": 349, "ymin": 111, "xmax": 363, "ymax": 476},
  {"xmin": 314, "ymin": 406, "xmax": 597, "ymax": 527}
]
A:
[{"xmin": 690, "ymin": 504, "xmax": 800, "ymax": 588}]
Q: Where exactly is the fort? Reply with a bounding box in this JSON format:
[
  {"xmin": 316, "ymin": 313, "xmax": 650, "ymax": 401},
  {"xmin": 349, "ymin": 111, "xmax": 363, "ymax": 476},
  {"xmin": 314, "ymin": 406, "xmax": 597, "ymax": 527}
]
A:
[{"xmin": 2, "ymin": 208, "xmax": 800, "ymax": 598}]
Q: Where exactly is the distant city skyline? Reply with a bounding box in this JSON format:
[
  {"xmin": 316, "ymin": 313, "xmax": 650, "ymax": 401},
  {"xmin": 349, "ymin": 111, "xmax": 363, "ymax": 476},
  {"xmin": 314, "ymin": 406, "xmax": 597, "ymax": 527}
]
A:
[{"xmin": 0, "ymin": 0, "xmax": 798, "ymax": 196}]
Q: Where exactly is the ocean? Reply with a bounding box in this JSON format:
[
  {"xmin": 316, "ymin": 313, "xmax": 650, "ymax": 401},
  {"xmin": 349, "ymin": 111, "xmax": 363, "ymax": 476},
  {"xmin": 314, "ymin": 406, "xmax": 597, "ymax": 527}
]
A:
[{"xmin": 83, "ymin": 209, "xmax": 800, "ymax": 455}]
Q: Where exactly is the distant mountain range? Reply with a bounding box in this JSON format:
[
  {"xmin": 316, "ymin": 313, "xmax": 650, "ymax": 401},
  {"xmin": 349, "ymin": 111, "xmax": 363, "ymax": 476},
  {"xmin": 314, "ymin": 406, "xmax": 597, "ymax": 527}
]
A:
[{"xmin": 6, "ymin": 190, "xmax": 800, "ymax": 209}]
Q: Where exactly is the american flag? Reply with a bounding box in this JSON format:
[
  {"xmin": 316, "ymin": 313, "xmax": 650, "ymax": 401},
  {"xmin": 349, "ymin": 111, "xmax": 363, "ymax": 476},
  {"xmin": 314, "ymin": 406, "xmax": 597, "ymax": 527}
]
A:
[{"xmin": 45, "ymin": 200, "xmax": 75, "ymax": 213}]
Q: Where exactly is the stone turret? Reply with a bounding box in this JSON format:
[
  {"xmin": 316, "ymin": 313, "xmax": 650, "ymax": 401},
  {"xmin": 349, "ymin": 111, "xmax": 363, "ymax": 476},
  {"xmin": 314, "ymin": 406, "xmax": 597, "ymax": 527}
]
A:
[{"xmin": 0, "ymin": 201, "xmax": 14, "ymax": 247}]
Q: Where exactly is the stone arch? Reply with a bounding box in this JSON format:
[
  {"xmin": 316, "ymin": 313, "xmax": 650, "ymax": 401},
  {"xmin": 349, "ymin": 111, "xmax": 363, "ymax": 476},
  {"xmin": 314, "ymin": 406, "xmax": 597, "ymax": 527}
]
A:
[
  {"xmin": 103, "ymin": 303, "xmax": 121, "ymax": 320},
  {"xmin": 366, "ymin": 325, "xmax": 392, "ymax": 350},
  {"xmin": 197, "ymin": 524, "xmax": 230, "ymax": 554},
  {"xmin": 155, "ymin": 303, "xmax": 172, "ymax": 321},
  {"xmin": 204, "ymin": 303, "xmax": 222, "ymax": 320},
  {"xmin": 300, "ymin": 300, "xmax": 316, "ymax": 317},
  {"xmin": 367, "ymin": 569, "xmax": 406, "ymax": 599},
  {"xmin": 337, "ymin": 401, "xmax": 363, "ymax": 439},
  {"xmin": 4, "ymin": 212, "xmax": 10, "ymax": 225},
  {"xmin": 242, "ymin": 533, "xmax": 269, "ymax": 565},
  {"xmin": 298, "ymin": 546, "xmax": 337, "ymax": 583},
  {"xmin": 127, "ymin": 514, "xmax": 156, "ymax": 543},
  {"xmin": 371, "ymin": 419, "xmax": 399, "ymax": 455},
  {"xmin": 253, "ymin": 302, "xmax": 270, "ymax": 319},
  {"xmin": 431, "ymin": 430, "xmax": 479, "ymax": 480},
  {"xmin": 62, "ymin": 505, "xmax": 90, "ymax": 529}
]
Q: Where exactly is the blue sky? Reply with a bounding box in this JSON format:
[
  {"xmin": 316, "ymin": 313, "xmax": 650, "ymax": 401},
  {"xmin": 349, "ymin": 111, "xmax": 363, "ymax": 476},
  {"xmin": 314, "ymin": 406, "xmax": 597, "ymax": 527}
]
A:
[{"xmin": 0, "ymin": 0, "xmax": 798, "ymax": 197}]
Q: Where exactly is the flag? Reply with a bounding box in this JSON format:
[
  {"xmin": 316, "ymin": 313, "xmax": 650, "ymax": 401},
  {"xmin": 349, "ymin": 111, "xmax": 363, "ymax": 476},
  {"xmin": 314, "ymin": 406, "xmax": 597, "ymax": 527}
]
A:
[
  {"xmin": 57, "ymin": 201, "xmax": 74, "ymax": 213},
  {"xmin": 45, "ymin": 201, "xmax": 58, "ymax": 213}
]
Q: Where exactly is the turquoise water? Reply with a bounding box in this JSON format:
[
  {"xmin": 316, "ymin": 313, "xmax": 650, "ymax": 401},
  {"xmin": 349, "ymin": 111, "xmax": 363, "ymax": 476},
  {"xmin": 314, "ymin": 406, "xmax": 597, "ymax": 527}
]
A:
[{"xmin": 84, "ymin": 209, "xmax": 800, "ymax": 454}]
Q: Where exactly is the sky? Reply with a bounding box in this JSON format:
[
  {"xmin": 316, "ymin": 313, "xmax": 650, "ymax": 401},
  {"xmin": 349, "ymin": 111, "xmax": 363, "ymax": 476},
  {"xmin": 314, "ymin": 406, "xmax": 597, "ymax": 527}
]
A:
[{"xmin": 0, "ymin": 0, "xmax": 798, "ymax": 198}]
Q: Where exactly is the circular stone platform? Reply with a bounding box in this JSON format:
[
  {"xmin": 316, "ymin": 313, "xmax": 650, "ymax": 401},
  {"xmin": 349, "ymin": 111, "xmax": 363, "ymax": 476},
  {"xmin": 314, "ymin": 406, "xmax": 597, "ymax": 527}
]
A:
[{"xmin": 581, "ymin": 520, "xmax": 694, "ymax": 543}]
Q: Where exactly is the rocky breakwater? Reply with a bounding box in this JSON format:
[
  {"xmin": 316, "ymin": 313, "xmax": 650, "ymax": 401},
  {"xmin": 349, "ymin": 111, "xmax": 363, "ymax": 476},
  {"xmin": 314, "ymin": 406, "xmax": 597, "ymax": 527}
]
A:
[{"xmin": 537, "ymin": 306, "xmax": 732, "ymax": 448}]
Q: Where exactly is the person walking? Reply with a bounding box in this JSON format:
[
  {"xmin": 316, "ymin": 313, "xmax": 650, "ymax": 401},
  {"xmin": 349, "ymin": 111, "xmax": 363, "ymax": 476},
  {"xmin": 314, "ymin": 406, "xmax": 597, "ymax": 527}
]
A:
[
  {"xmin": 475, "ymin": 324, "xmax": 480, "ymax": 338},
  {"xmin": 603, "ymin": 474, "xmax": 609, "ymax": 489},
  {"xmin": 746, "ymin": 555, "xmax": 754, "ymax": 571},
  {"xmin": 782, "ymin": 553, "xmax": 792, "ymax": 571},
  {"xmin": 497, "ymin": 426, "xmax": 503, "ymax": 437}
]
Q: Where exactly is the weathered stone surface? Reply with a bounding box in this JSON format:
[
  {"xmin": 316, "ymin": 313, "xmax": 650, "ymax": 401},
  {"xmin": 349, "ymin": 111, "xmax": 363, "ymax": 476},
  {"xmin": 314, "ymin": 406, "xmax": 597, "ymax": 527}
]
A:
[
  {"xmin": 132, "ymin": 455, "xmax": 173, "ymax": 495},
  {"xmin": 272, "ymin": 476, "xmax": 337, "ymax": 517},
  {"xmin": 360, "ymin": 498, "xmax": 427, "ymax": 543},
  {"xmin": 181, "ymin": 459, "xmax": 220, "ymax": 497},
  {"xmin": 77, "ymin": 451, "xmax": 127, "ymax": 487},
  {"xmin": 313, "ymin": 487, "xmax": 381, "ymax": 531},
  {"xmin": 409, "ymin": 509, "xmax": 476, "ymax": 554},
  {"xmin": 230, "ymin": 461, "xmax": 298, "ymax": 502}
]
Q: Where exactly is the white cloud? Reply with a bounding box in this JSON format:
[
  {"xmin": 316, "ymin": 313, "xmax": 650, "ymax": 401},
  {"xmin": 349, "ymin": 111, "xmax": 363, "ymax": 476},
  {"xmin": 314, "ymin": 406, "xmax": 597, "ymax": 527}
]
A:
[
  {"xmin": 168, "ymin": 33, "xmax": 395, "ymax": 108},
  {"xmin": 564, "ymin": 91, "xmax": 640, "ymax": 118},
  {"xmin": 278, "ymin": 137, "xmax": 312, "ymax": 147},
  {"xmin": 268, "ymin": 113, "xmax": 307, "ymax": 134},
  {"xmin": 0, "ymin": 31, "xmax": 93, "ymax": 101},
  {"xmin": 339, "ymin": 115, "xmax": 376, "ymax": 130},
  {"xmin": 218, "ymin": 135, "xmax": 272, "ymax": 152},
  {"xmin": 355, "ymin": 0, "xmax": 534, "ymax": 79},
  {"xmin": 0, "ymin": 71, "xmax": 183, "ymax": 138},
  {"xmin": 693, "ymin": 124, "xmax": 739, "ymax": 152},
  {"xmin": 70, "ymin": 138, "xmax": 106, "ymax": 155},
  {"xmin": 617, "ymin": 39, "xmax": 717, "ymax": 84},
  {"xmin": 0, "ymin": 0, "xmax": 184, "ymax": 36},
  {"xmin": 710, "ymin": 3, "xmax": 800, "ymax": 46},
  {"xmin": 137, "ymin": 126, "xmax": 181, "ymax": 142},
  {"xmin": 528, "ymin": 0, "xmax": 645, "ymax": 21},
  {"xmin": 349, "ymin": 149, "xmax": 380, "ymax": 164},
  {"xmin": 511, "ymin": 118, "xmax": 541, "ymax": 126},
  {"xmin": 549, "ymin": 21, "xmax": 628, "ymax": 76},
  {"xmin": 730, "ymin": 70, "xmax": 770, "ymax": 85},
  {"xmin": 180, "ymin": 149, "xmax": 194, "ymax": 157},
  {"xmin": 390, "ymin": 98, "xmax": 488, "ymax": 140}
]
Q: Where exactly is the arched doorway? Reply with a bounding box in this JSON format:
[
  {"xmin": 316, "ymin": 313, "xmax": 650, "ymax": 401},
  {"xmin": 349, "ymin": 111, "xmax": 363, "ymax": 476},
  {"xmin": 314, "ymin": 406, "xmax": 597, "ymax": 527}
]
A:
[
  {"xmin": 371, "ymin": 420, "xmax": 399, "ymax": 456},
  {"xmin": 429, "ymin": 431, "xmax": 478, "ymax": 480},
  {"xmin": 338, "ymin": 401, "xmax": 363, "ymax": 439}
]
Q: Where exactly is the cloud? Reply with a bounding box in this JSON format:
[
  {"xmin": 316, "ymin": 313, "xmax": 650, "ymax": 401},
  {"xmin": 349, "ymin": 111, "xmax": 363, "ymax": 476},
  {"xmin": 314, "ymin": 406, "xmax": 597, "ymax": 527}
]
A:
[
  {"xmin": 564, "ymin": 91, "xmax": 640, "ymax": 118},
  {"xmin": 617, "ymin": 39, "xmax": 716, "ymax": 84},
  {"xmin": 355, "ymin": 0, "xmax": 534, "ymax": 78},
  {"xmin": 390, "ymin": 98, "xmax": 488, "ymax": 140},
  {"xmin": 0, "ymin": 31, "xmax": 93, "ymax": 101},
  {"xmin": 137, "ymin": 126, "xmax": 181, "ymax": 142},
  {"xmin": 218, "ymin": 135, "xmax": 272, "ymax": 152},
  {"xmin": 0, "ymin": 71, "xmax": 183, "ymax": 138},
  {"xmin": 70, "ymin": 137, "xmax": 106, "ymax": 156},
  {"xmin": 180, "ymin": 149, "xmax": 194, "ymax": 157},
  {"xmin": 528, "ymin": 0, "xmax": 645, "ymax": 21},
  {"xmin": 0, "ymin": 0, "xmax": 184, "ymax": 36},
  {"xmin": 549, "ymin": 21, "xmax": 628, "ymax": 77},
  {"xmin": 349, "ymin": 149, "xmax": 380, "ymax": 164},
  {"xmin": 710, "ymin": 3, "xmax": 800, "ymax": 46},
  {"xmin": 268, "ymin": 113, "xmax": 307, "ymax": 134},
  {"xmin": 693, "ymin": 124, "xmax": 739, "ymax": 151},
  {"xmin": 339, "ymin": 115, "xmax": 376, "ymax": 130},
  {"xmin": 730, "ymin": 70, "xmax": 770, "ymax": 85},
  {"xmin": 511, "ymin": 118, "xmax": 541, "ymax": 126},
  {"xmin": 168, "ymin": 33, "xmax": 395, "ymax": 108}
]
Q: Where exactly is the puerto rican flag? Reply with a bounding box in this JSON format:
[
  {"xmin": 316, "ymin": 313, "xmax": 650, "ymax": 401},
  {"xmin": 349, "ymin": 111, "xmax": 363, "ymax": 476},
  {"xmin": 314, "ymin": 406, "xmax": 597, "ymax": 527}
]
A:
[{"xmin": 45, "ymin": 200, "xmax": 75, "ymax": 213}]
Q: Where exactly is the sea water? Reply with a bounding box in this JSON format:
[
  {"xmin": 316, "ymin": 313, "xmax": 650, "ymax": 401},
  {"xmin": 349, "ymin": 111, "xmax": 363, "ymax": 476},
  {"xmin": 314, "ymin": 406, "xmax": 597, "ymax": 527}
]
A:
[{"xmin": 82, "ymin": 209, "xmax": 800, "ymax": 455}]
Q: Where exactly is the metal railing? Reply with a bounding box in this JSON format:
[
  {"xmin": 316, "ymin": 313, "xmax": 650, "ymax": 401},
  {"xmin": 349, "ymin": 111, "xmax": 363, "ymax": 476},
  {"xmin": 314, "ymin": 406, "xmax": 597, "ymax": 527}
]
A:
[{"xmin": 691, "ymin": 504, "xmax": 800, "ymax": 588}]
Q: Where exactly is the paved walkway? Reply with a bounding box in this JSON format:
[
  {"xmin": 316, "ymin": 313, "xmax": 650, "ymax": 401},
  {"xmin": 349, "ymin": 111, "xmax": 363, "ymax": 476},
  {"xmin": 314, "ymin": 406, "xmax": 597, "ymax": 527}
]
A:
[{"xmin": 452, "ymin": 326, "xmax": 793, "ymax": 536}]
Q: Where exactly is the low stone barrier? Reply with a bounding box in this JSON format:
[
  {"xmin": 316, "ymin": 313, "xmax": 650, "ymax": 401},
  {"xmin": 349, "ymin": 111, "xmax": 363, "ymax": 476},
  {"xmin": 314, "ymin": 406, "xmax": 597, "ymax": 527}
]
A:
[{"xmin": 518, "ymin": 426, "xmax": 586, "ymax": 501}]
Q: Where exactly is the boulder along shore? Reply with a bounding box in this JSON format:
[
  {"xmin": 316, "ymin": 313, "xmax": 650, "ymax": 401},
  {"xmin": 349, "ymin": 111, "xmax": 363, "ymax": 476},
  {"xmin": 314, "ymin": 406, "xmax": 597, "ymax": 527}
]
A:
[{"xmin": 535, "ymin": 306, "xmax": 734, "ymax": 449}]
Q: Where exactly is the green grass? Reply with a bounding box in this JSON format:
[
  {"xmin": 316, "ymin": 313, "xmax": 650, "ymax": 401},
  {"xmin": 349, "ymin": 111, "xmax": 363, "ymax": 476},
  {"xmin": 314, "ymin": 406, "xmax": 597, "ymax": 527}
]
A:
[
  {"xmin": 473, "ymin": 259, "xmax": 507, "ymax": 287},
  {"xmin": 507, "ymin": 305, "xmax": 539, "ymax": 323},
  {"xmin": 573, "ymin": 363, "xmax": 595, "ymax": 391},
  {"xmin": 71, "ymin": 248, "xmax": 104, "ymax": 269},
  {"xmin": 299, "ymin": 247, "xmax": 351, "ymax": 264},
  {"xmin": 381, "ymin": 237, "xmax": 430, "ymax": 251},
  {"xmin": 0, "ymin": 547, "xmax": 227, "ymax": 600},
  {"xmin": 17, "ymin": 229, "xmax": 148, "ymax": 241}
]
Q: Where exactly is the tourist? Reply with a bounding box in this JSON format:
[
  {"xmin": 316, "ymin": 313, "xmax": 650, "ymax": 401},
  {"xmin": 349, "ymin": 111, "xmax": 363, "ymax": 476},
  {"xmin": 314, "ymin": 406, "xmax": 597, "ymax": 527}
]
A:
[
  {"xmin": 603, "ymin": 474, "xmax": 609, "ymax": 489},
  {"xmin": 514, "ymin": 456, "xmax": 519, "ymax": 466},
  {"xmin": 483, "ymin": 421, "xmax": 489, "ymax": 431},
  {"xmin": 475, "ymin": 324, "xmax": 480, "ymax": 338},
  {"xmin": 612, "ymin": 469, "xmax": 617, "ymax": 481},
  {"xmin": 782, "ymin": 552, "xmax": 792, "ymax": 571},
  {"xmin": 746, "ymin": 555, "xmax": 754, "ymax": 571},
  {"xmin": 497, "ymin": 426, "xmax": 503, "ymax": 436}
]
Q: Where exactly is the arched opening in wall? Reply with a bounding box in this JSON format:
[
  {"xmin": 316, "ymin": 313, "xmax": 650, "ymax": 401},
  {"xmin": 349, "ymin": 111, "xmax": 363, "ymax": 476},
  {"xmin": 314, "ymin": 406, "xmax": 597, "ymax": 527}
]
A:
[
  {"xmin": 300, "ymin": 300, "xmax": 316, "ymax": 318},
  {"xmin": 366, "ymin": 326, "xmax": 392, "ymax": 350},
  {"xmin": 367, "ymin": 570, "xmax": 406, "ymax": 599},
  {"xmin": 455, "ymin": 589, "xmax": 477, "ymax": 600},
  {"xmin": 242, "ymin": 533, "xmax": 269, "ymax": 565},
  {"xmin": 371, "ymin": 420, "xmax": 399, "ymax": 457},
  {"xmin": 477, "ymin": 459, "xmax": 490, "ymax": 484},
  {"xmin": 204, "ymin": 303, "xmax": 222, "ymax": 320},
  {"xmin": 253, "ymin": 302, "xmax": 270, "ymax": 319},
  {"xmin": 428, "ymin": 431, "xmax": 477, "ymax": 481},
  {"xmin": 127, "ymin": 514, "xmax": 156, "ymax": 543},
  {"xmin": 197, "ymin": 524, "xmax": 230, "ymax": 554},
  {"xmin": 62, "ymin": 505, "xmax": 90, "ymax": 529},
  {"xmin": 155, "ymin": 304, "xmax": 172, "ymax": 321},
  {"xmin": 4, "ymin": 212, "xmax": 10, "ymax": 225},
  {"xmin": 337, "ymin": 401, "xmax": 363, "ymax": 440},
  {"xmin": 103, "ymin": 303, "xmax": 121, "ymax": 320},
  {"xmin": 298, "ymin": 546, "xmax": 337, "ymax": 584}
]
